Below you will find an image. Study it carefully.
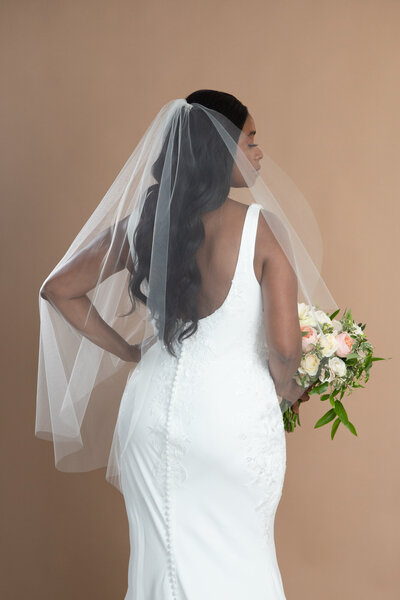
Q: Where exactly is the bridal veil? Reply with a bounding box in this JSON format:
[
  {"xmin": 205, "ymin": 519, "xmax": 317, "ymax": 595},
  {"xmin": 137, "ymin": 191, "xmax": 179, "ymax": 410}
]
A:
[{"xmin": 35, "ymin": 96, "xmax": 338, "ymax": 492}]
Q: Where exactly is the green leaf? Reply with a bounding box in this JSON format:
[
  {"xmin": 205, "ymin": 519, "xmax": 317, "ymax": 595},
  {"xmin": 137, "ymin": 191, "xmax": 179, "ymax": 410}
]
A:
[
  {"xmin": 310, "ymin": 382, "xmax": 329, "ymax": 394},
  {"xmin": 314, "ymin": 408, "xmax": 336, "ymax": 428},
  {"xmin": 345, "ymin": 353, "xmax": 359, "ymax": 360},
  {"xmin": 334, "ymin": 400, "xmax": 349, "ymax": 425},
  {"xmin": 320, "ymin": 394, "xmax": 330, "ymax": 401},
  {"xmin": 364, "ymin": 354, "xmax": 373, "ymax": 369},
  {"xmin": 331, "ymin": 417, "xmax": 341, "ymax": 440},
  {"xmin": 344, "ymin": 421, "xmax": 358, "ymax": 436},
  {"xmin": 371, "ymin": 357, "xmax": 385, "ymax": 362},
  {"xmin": 329, "ymin": 309, "xmax": 340, "ymax": 320}
]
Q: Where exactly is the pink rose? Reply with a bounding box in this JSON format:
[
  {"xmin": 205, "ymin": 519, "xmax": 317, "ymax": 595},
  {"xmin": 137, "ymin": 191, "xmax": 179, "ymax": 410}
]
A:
[
  {"xmin": 335, "ymin": 332, "xmax": 355, "ymax": 357},
  {"xmin": 301, "ymin": 326, "xmax": 318, "ymax": 353}
]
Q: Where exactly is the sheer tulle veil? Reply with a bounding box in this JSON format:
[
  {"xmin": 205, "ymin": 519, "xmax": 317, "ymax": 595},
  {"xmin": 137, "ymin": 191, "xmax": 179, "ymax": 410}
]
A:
[{"xmin": 35, "ymin": 93, "xmax": 338, "ymax": 493}]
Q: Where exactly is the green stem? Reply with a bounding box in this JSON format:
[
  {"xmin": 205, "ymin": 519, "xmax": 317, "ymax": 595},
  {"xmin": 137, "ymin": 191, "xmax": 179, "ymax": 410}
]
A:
[{"xmin": 281, "ymin": 399, "xmax": 302, "ymax": 433}]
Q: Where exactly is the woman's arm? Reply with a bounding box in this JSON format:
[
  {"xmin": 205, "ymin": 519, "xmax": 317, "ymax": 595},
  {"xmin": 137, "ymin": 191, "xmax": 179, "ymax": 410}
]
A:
[
  {"xmin": 259, "ymin": 213, "xmax": 304, "ymax": 405},
  {"xmin": 40, "ymin": 215, "xmax": 141, "ymax": 363}
]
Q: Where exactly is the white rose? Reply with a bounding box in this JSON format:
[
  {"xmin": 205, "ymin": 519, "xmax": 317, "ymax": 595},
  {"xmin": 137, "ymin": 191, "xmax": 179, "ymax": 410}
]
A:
[
  {"xmin": 319, "ymin": 333, "xmax": 339, "ymax": 357},
  {"xmin": 298, "ymin": 302, "xmax": 317, "ymax": 327},
  {"xmin": 315, "ymin": 309, "xmax": 332, "ymax": 326},
  {"xmin": 351, "ymin": 323, "xmax": 364, "ymax": 337},
  {"xmin": 328, "ymin": 356, "xmax": 347, "ymax": 378},
  {"xmin": 332, "ymin": 319, "xmax": 343, "ymax": 334},
  {"xmin": 299, "ymin": 353, "xmax": 320, "ymax": 377}
]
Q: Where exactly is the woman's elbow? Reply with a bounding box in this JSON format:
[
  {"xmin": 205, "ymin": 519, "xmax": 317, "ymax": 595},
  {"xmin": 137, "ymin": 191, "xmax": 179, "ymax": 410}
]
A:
[
  {"xmin": 40, "ymin": 278, "xmax": 61, "ymax": 301},
  {"xmin": 274, "ymin": 336, "xmax": 303, "ymax": 365}
]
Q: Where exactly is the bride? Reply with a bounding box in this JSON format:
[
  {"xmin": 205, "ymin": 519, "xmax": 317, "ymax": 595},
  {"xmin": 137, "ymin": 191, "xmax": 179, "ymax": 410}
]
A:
[{"xmin": 36, "ymin": 89, "xmax": 336, "ymax": 599}]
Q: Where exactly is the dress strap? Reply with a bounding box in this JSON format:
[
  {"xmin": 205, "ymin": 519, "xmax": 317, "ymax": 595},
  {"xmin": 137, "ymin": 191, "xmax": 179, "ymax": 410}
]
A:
[{"xmin": 235, "ymin": 203, "xmax": 262, "ymax": 280}]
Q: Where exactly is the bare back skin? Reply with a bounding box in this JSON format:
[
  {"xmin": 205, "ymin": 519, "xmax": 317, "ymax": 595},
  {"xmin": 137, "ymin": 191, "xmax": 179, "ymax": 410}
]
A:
[{"xmin": 195, "ymin": 198, "xmax": 264, "ymax": 320}]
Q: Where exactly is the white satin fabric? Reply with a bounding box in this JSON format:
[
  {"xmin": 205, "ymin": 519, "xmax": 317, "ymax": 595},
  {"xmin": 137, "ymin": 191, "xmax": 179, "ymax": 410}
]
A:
[{"xmin": 117, "ymin": 203, "xmax": 287, "ymax": 599}]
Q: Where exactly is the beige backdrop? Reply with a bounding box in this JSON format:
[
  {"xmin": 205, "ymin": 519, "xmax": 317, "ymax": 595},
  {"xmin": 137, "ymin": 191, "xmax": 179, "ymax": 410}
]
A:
[{"xmin": 1, "ymin": 1, "xmax": 398, "ymax": 598}]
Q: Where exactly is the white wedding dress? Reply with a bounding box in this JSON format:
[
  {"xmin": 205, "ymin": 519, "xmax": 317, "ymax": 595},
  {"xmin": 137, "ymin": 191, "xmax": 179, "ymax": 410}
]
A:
[{"xmin": 117, "ymin": 202, "xmax": 287, "ymax": 599}]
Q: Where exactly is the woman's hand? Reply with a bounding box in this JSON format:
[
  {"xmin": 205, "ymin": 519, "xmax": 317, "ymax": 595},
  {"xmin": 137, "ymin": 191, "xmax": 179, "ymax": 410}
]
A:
[
  {"xmin": 121, "ymin": 343, "xmax": 141, "ymax": 363},
  {"xmin": 291, "ymin": 383, "xmax": 314, "ymax": 415}
]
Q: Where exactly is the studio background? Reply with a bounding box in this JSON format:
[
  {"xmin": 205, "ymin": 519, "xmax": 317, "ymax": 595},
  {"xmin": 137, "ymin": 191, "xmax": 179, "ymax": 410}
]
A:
[{"xmin": 1, "ymin": 1, "xmax": 398, "ymax": 598}]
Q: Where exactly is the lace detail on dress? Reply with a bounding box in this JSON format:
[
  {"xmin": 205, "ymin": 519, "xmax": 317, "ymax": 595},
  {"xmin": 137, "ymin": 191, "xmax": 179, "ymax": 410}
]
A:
[
  {"xmin": 237, "ymin": 376, "xmax": 287, "ymax": 546},
  {"xmin": 146, "ymin": 345, "xmax": 194, "ymax": 491}
]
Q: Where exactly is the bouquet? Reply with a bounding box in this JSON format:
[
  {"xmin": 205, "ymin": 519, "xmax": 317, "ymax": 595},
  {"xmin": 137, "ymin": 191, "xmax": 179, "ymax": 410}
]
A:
[{"xmin": 280, "ymin": 303, "xmax": 385, "ymax": 437}]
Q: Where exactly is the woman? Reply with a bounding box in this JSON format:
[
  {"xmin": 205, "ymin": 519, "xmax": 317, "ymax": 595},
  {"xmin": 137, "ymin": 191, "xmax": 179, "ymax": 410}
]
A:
[{"xmin": 37, "ymin": 90, "xmax": 334, "ymax": 599}]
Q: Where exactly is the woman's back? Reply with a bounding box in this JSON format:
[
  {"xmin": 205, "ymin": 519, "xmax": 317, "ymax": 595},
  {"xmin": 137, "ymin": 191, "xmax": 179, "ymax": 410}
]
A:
[
  {"xmin": 177, "ymin": 201, "xmax": 267, "ymax": 356},
  {"xmin": 195, "ymin": 198, "xmax": 264, "ymax": 320}
]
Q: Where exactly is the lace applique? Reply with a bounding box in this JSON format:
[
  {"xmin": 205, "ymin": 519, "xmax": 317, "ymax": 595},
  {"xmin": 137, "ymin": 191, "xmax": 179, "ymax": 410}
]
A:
[
  {"xmin": 146, "ymin": 344, "xmax": 194, "ymax": 490},
  {"xmin": 237, "ymin": 379, "xmax": 287, "ymax": 545}
]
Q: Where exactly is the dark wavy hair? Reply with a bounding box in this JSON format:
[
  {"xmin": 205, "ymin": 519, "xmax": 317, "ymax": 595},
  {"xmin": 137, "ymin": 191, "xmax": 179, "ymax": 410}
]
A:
[{"xmin": 127, "ymin": 90, "xmax": 248, "ymax": 356}]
